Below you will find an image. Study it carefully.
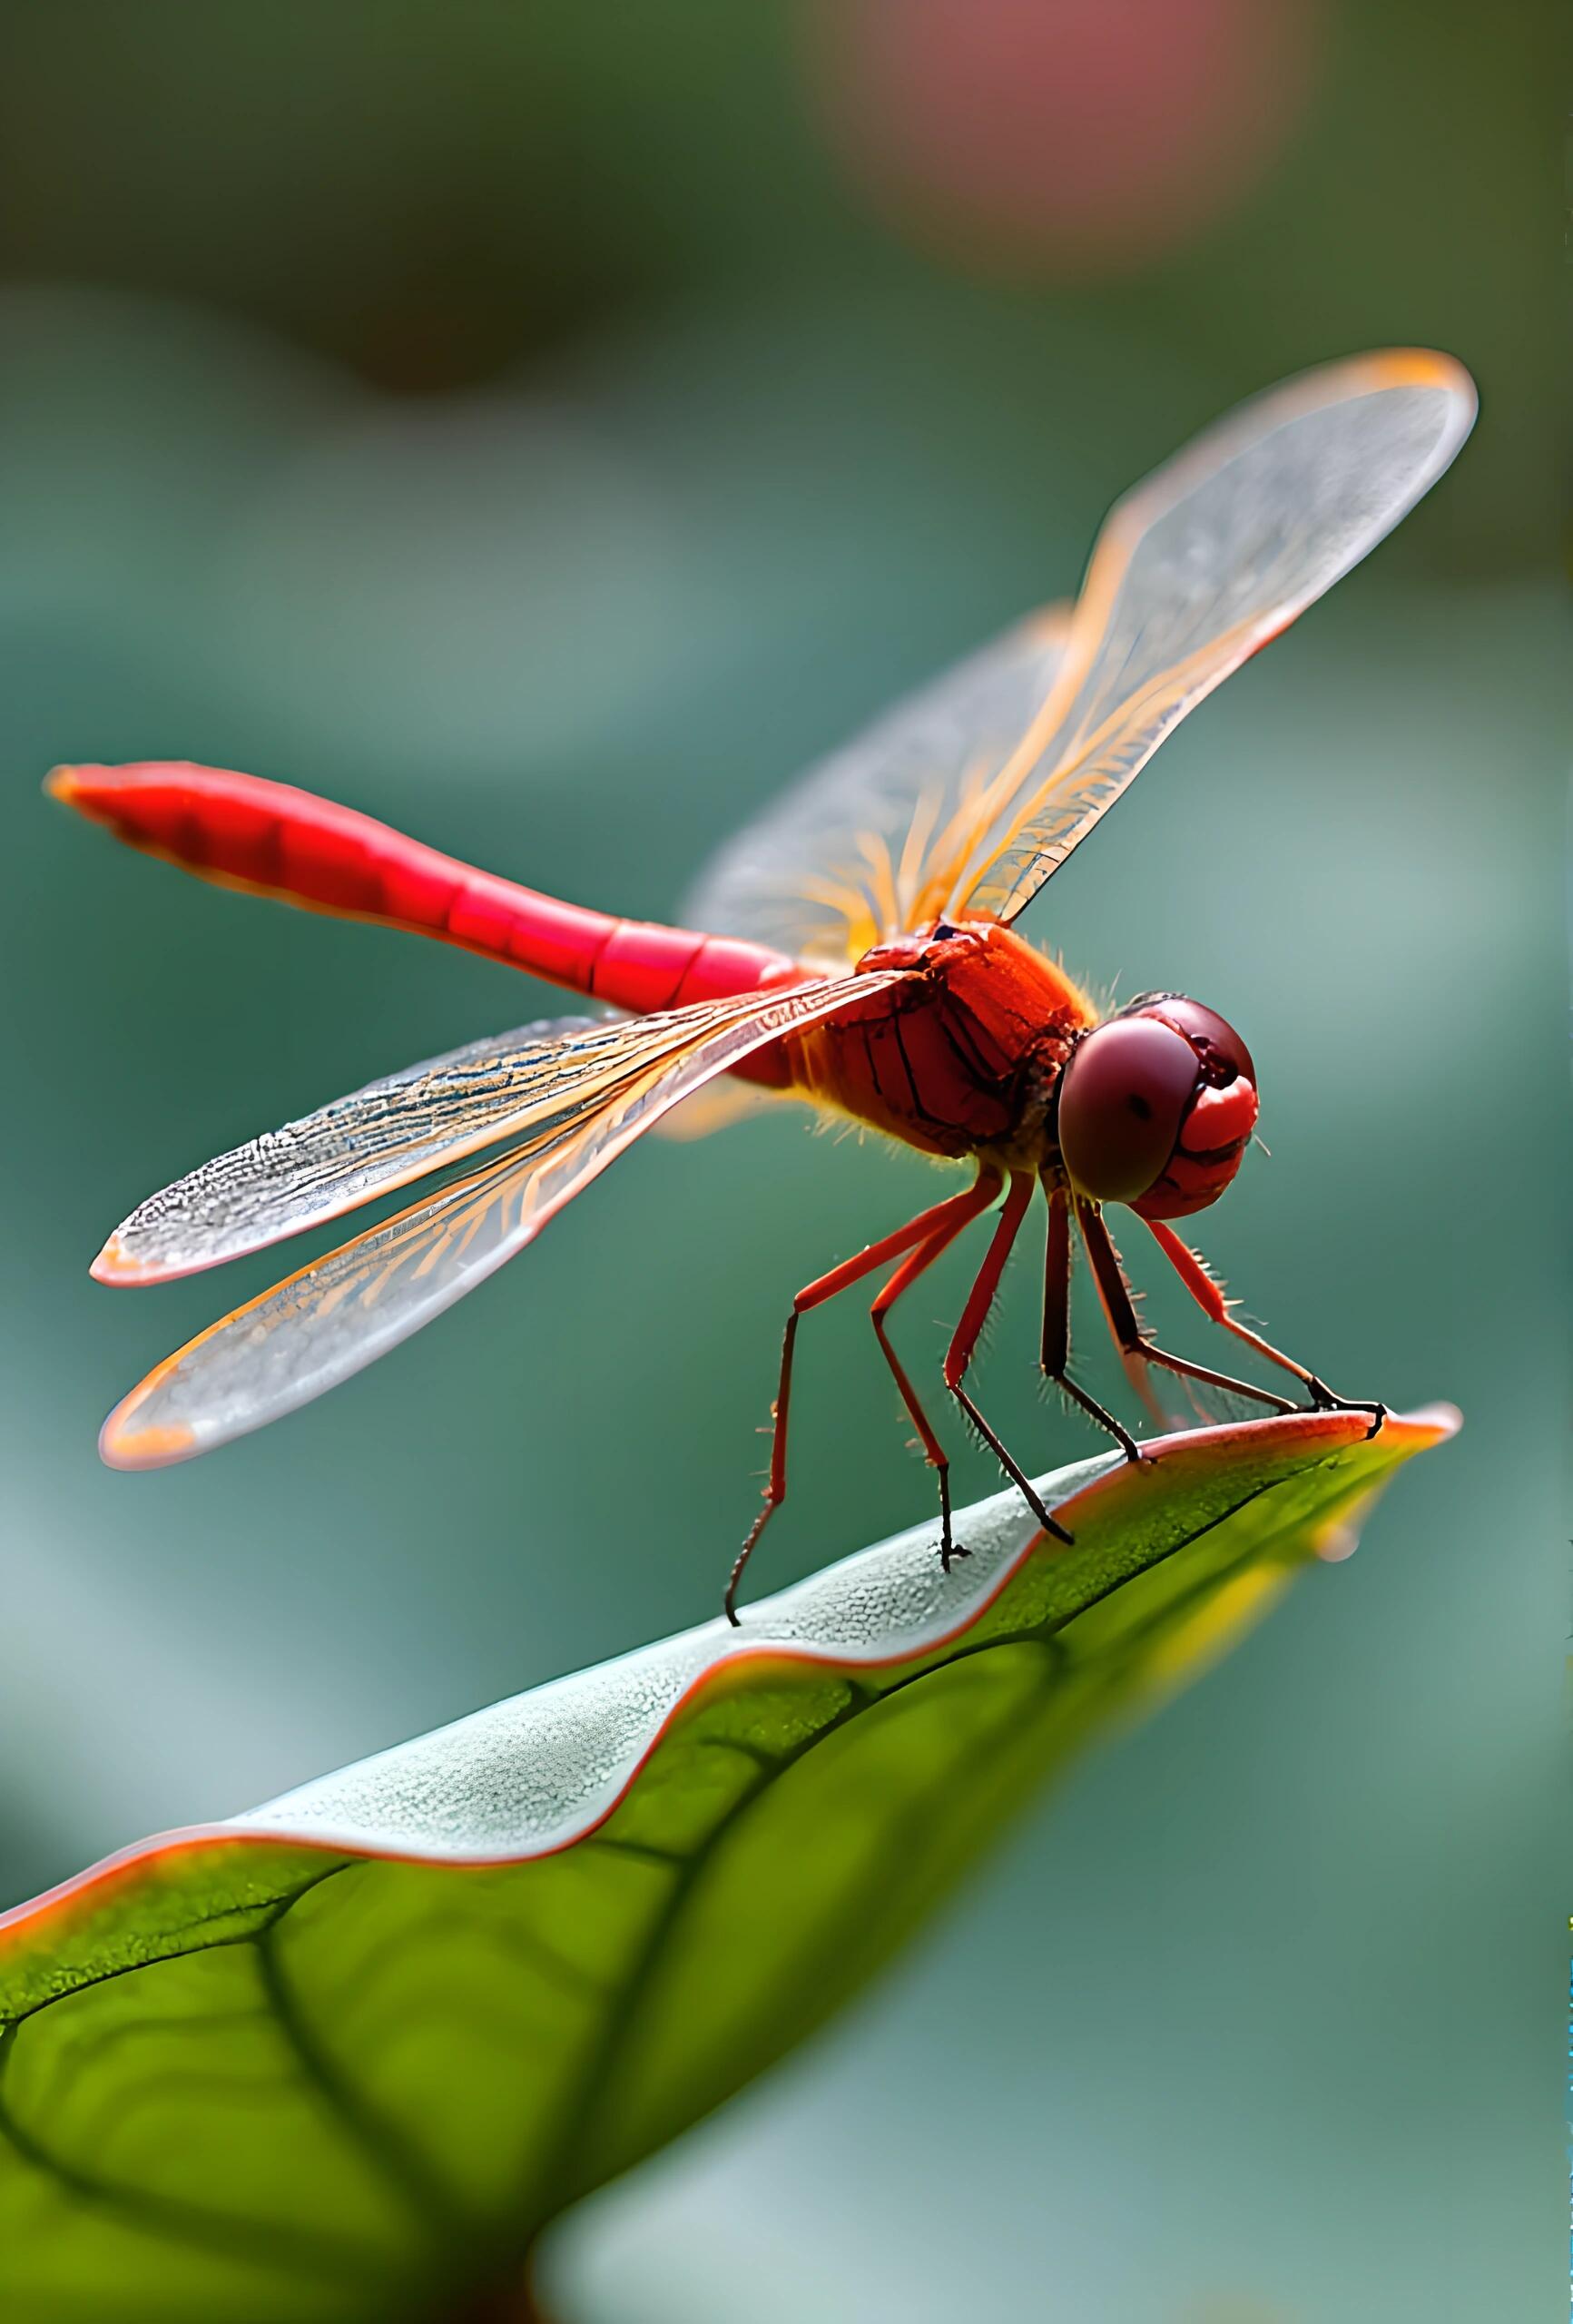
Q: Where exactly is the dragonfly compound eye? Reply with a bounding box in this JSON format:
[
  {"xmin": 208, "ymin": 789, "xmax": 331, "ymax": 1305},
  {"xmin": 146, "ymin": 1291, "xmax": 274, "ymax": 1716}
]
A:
[
  {"xmin": 1128, "ymin": 993, "xmax": 1255, "ymax": 1089},
  {"xmin": 1058, "ymin": 1000, "xmax": 1260, "ymax": 1217},
  {"xmin": 1127, "ymin": 997, "xmax": 1258, "ymax": 1220},
  {"xmin": 1057, "ymin": 1017, "xmax": 1201, "ymax": 1205}
]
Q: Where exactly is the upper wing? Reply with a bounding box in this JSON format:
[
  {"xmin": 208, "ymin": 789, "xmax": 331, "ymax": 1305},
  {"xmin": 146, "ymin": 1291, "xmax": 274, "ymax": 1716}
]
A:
[
  {"xmin": 687, "ymin": 350, "xmax": 1473, "ymax": 958},
  {"xmin": 949, "ymin": 350, "xmax": 1476, "ymax": 923},
  {"xmin": 683, "ymin": 610, "xmax": 1072, "ymax": 966},
  {"xmin": 96, "ymin": 970, "xmax": 906, "ymax": 1469},
  {"xmin": 93, "ymin": 1008, "xmax": 791, "ymax": 1285}
]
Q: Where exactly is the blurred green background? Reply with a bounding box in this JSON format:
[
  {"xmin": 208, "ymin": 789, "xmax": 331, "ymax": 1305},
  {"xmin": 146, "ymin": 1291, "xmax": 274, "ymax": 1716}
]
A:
[{"xmin": 0, "ymin": 5, "xmax": 1564, "ymax": 2318}]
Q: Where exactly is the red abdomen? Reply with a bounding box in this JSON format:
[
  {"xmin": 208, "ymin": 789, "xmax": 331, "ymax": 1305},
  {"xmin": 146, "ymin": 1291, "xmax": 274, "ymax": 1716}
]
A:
[{"xmin": 48, "ymin": 762, "xmax": 806, "ymax": 1018}]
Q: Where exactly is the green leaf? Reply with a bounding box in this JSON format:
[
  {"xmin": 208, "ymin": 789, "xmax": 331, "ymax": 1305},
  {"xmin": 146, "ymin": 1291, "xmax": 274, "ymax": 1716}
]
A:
[{"xmin": 0, "ymin": 1407, "xmax": 1453, "ymax": 2321}]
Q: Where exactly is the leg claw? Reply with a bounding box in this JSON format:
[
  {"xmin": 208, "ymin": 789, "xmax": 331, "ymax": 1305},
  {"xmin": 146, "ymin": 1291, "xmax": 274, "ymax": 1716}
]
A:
[{"xmin": 1305, "ymin": 1378, "xmax": 1387, "ymax": 1441}]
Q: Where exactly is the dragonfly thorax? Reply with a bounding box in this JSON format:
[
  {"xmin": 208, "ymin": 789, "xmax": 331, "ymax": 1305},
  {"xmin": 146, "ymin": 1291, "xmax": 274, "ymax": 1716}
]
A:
[{"xmin": 777, "ymin": 919, "xmax": 1096, "ymax": 1166}]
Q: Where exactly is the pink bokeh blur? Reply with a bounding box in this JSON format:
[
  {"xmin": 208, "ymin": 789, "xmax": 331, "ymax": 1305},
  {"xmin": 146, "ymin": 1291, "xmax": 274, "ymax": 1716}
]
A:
[{"xmin": 806, "ymin": 0, "xmax": 1323, "ymax": 278}]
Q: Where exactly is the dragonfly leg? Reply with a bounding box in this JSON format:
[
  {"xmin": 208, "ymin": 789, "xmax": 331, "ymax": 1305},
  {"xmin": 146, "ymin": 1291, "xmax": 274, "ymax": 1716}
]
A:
[
  {"xmin": 942, "ymin": 1171, "xmax": 1075, "ymax": 1549},
  {"xmin": 1075, "ymin": 1199, "xmax": 1299, "ymax": 1420},
  {"xmin": 1138, "ymin": 1216, "xmax": 1386, "ymax": 1438},
  {"xmin": 725, "ymin": 1166, "xmax": 1003, "ymax": 1625},
  {"xmin": 1038, "ymin": 1182, "xmax": 1142, "ymax": 1460},
  {"xmin": 868, "ymin": 1202, "xmax": 995, "ymax": 1571}
]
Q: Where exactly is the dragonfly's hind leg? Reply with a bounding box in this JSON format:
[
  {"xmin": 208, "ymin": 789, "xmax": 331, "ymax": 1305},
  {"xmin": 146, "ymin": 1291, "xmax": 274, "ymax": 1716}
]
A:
[
  {"xmin": 868, "ymin": 1213, "xmax": 984, "ymax": 1571},
  {"xmin": 941, "ymin": 1172, "xmax": 1076, "ymax": 1550},
  {"xmin": 1137, "ymin": 1215, "xmax": 1387, "ymax": 1438},
  {"xmin": 725, "ymin": 1167, "xmax": 1001, "ymax": 1625}
]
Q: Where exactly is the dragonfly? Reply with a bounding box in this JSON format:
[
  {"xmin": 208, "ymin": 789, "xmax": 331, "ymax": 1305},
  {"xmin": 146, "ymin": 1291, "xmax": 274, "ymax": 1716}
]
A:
[{"xmin": 50, "ymin": 349, "xmax": 1474, "ymax": 1620}]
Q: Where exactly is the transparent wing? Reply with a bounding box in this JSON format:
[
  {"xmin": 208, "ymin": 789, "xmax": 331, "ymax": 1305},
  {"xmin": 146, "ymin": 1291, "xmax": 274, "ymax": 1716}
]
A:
[
  {"xmin": 96, "ymin": 997, "xmax": 847, "ymax": 1284},
  {"xmin": 95, "ymin": 1016, "xmax": 624, "ymax": 1283},
  {"xmin": 949, "ymin": 350, "xmax": 1476, "ymax": 923},
  {"xmin": 653, "ymin": 1076, "xmax": 774, "ymax": 1142},
  {"xmin": 97, "ymin": 970, "xmax": 906, "ymax": 1469},
  {"xmin": 683, "ymin": 610, "xmax": 1072, "ymax": 966}
]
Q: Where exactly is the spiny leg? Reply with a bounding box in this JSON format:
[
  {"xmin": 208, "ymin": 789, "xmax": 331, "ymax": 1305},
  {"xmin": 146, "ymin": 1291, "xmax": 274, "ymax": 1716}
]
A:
[
  {"xmin": 1075, "ymin": 1198, "xmax": 1297, "ymax": 1419},
  {"xmin": 725, "ymin": 1167, "xmax": 1003, "ymax": 1624},
  {"xmin": 1138, "ymin": 1215, "xmax": 1386, "ymax": 1437},
  {"xmin": 1038, "ymin": 1181, "xmax": 1142, "ymax": 1461},
  {"xmin": 943, "ymin": 1171, "xmax": 1075, "ymax": 1548}
]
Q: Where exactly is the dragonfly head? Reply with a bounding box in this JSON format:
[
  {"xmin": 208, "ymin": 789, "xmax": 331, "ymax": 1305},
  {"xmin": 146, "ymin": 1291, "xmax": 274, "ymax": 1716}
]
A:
[{"xmin": 1056, "ymin": 995, "xmax": 1257, "ymax": 1220}]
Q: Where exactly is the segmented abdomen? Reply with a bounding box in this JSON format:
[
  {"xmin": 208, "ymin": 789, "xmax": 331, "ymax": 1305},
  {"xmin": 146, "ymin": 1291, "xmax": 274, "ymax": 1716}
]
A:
[{"xmin": 49, "ymin": 762, "xmax": 807, "ymax": 1019}]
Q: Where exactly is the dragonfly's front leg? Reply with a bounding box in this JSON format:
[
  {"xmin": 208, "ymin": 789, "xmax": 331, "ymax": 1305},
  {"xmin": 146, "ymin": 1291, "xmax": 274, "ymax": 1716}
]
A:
[
  {"xmin": 1074, "ymin": 1199, "xmax": 1304, "ymax": 1424},
  {"xmin": 1137, "ymin": 1215, "xmax": 1386, "ymax": 1437}
]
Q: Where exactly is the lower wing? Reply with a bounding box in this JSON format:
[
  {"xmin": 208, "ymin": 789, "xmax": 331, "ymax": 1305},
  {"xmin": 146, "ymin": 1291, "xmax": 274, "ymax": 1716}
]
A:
[{"xmin": 96, "ymin": 970, "xmax": 905, "ymax": 1469}]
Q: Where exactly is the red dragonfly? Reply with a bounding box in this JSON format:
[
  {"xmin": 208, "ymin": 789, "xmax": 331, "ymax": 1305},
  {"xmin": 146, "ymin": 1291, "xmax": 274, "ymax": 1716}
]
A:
[{"xmin": 51, "ymin": 350, "xmax": 1473, "ymax": 1619}]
